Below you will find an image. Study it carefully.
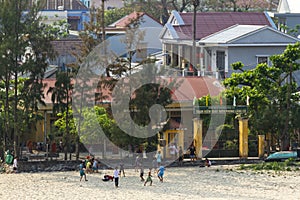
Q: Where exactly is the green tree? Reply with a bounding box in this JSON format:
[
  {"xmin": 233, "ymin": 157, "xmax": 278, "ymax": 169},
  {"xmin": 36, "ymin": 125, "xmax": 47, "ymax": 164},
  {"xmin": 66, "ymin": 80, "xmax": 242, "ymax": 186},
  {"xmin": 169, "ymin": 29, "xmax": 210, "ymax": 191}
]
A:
[
  {"xmin": 104, "ymin": 7, "xmax": 135, "ymax": 26},
  {"xmin": 53, "ymin": 107, "xmax": 77, "ymax": 154},
  {"xmin": 79, "ymin": 106, "xmax": 113, "ymax": 147},
  {"xmin": 223, "ymin": 42, "xmax": 300, "ymax": 150},
  {"xmin": 205, "ymin": 0, "xmax": 273, "ymax": 12},
  {"xmin": 69, "ymin": 4, "xmax": 110, "ymax": 159},
  {"xmin": 48, "ymin": 69, "xmax": 73, "ymax": 160},
  {"xmin": 0, "ymin": 0, "xmax": 60, "ymax": 157}
]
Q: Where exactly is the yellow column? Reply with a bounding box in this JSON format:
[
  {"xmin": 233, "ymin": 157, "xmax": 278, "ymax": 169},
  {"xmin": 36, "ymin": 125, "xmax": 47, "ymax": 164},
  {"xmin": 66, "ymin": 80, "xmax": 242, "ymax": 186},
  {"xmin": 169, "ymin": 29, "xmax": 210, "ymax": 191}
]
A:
[
  {"xmin": 258, "ymin": 135, "xmax": 265, "ymax": 158},
  {"xmin": 193, "ymin": 118, "xmax": 203, "ymax": 159},
  {"xmin": 239, "ymin": 118, "xmax": 248, "ymax": 158}
]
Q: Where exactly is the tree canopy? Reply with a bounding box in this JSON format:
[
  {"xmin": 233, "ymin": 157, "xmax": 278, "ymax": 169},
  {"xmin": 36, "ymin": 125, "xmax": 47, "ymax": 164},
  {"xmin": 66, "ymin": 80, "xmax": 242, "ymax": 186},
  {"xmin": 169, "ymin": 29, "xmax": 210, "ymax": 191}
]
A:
[
  {"xmin": 223, "ymin": 42, "xmax": 300, "ymax": 150},
  {"xmin": 0, "ymin": 0, "xmax": 63, "ymax": 157}
]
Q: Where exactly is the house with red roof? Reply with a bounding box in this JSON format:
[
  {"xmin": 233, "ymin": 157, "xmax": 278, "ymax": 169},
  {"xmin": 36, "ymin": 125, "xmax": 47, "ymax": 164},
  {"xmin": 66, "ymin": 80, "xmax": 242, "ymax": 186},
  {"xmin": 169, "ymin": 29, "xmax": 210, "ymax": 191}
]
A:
[
  {"xmin": 30, "ymin": 74, "xmax": 224, "ymax": 158},
  {"xmin": 104, "ymin": 12, "xmax": 163, "ymax": 59},
  {"xmin": 160, "ymin": 10, "xmax": 299, "ymax": 80},
  {"xmin": 32, "ymin": 11, "xmax": 300, "ymax": 159}
]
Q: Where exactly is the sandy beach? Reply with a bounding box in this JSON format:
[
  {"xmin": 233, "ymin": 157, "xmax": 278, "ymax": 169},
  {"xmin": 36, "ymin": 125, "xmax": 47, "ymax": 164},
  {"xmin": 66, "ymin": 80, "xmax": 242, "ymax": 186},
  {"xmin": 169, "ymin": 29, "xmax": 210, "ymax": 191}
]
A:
[{"xmin": 0, "ymin": 165, "xmax": 299, "ymax": 200}]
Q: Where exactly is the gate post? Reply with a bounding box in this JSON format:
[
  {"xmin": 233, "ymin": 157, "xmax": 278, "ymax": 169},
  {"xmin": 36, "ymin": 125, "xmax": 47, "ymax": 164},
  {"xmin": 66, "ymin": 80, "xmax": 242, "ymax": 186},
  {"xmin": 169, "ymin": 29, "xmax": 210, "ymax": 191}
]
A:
[
  {"xmin": 193, "ymin": 118, "xmax": 203, "ymax": 159},
  {"xmin": 258, "ymin": 135, "xmax": 265, "ymax": 158},
  {"xmin": 239, "ymin": 118, "xmax": 248, "ymax": 158}
]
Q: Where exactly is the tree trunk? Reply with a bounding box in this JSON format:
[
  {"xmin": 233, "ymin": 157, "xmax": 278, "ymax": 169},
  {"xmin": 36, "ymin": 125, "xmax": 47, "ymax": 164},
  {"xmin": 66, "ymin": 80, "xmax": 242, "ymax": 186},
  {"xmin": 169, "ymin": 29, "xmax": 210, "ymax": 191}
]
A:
[
  {"xmin": 75, "ymin": 135, "xmax": 79, "ymax": 161},
  {"xmin": 281, "ymin": 136, "xmax": 290, "ymax": 151}
]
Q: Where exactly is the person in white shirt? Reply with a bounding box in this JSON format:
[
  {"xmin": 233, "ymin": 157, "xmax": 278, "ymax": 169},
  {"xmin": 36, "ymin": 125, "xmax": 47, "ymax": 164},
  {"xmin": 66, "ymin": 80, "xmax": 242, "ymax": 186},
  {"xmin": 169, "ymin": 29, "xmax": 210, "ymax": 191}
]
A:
[
  {"xmin": 13, "ymin": 157, "xmax": 18, "ymax": 173},
  {"xmin": 113, "ymin": 167, "xmax": 120, "ymax": 187},
  {"xmin": 205, "ymin": 158, "xmax": 211, "ymax": 167},
  {"xmin": 169, "ymin": 143, "xmax": 178, "ymax": 159}
]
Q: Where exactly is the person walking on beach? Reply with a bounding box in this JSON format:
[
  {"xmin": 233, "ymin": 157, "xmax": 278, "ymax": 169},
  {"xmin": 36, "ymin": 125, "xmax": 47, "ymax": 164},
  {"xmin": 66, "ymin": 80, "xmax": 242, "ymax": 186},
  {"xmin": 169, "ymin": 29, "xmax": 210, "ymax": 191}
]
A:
[
  {"xmin": 156, "ymin": 151, "xmax": 162, "ymax": 167},
  {"xmin": 86, "ymin": 159, "xmax": 92, "ymax": 174},
  {"xmin": 139, "ymin": 165, "xmax": 145, "ymax": 181},
  {"xmin": 144, "ymin": 169, "xmax": 153, "ymax": 186},
  {"xmin": 178, "ymin": 146, "xmax": 184, "ymax": 166},
  {"xmin": 92, "ymin": 158, "xmax": 98, "ymax": 173},
  {"xmin": 113, "ymin": 166, "xmax": 120, "ymax": 188},
  {"xmin": 119, "ymin": 162, "xmax": 125, "ymax": 177},
  {"xmin": 169, "ymin": 143, "xmax": 178, "ymax": 160},
  {"xmin": 79, "ymin": 160, "xmax": 88, "ymax": 181},
  {"xmin": 157, "ymin": 165, "xmax": 165, "ymax": 182}
]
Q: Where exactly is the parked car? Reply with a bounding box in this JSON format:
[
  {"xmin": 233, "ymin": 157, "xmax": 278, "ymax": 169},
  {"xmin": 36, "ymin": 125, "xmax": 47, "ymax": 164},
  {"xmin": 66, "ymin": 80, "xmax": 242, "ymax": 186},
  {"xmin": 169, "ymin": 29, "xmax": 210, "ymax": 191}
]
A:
[{"xmin": 265, "ymin": 151, "xmax": 298, "ymax": 162}]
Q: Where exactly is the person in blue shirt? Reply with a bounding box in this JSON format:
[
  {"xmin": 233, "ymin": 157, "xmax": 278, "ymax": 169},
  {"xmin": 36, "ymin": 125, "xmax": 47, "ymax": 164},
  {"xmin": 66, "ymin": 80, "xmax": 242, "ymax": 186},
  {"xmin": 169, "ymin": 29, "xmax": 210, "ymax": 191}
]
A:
[
  {"xmin": 79, "ymin": 160, "xmax": 88, "ymax": 181},
  {"xmin": 156, "ymin": 151, "xmax": 162, "ymax": 167},
  {"xmin": 157, "ymin": 165, "xmax": 165, "ymax": 182}
]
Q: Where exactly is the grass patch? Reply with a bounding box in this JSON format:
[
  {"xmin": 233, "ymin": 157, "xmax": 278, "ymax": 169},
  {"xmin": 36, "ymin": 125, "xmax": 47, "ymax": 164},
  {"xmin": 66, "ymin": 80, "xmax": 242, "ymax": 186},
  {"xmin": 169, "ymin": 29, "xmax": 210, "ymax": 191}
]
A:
[{"xmin": 238, "ymin": 158, "xmax": 300, "ymax": 171}]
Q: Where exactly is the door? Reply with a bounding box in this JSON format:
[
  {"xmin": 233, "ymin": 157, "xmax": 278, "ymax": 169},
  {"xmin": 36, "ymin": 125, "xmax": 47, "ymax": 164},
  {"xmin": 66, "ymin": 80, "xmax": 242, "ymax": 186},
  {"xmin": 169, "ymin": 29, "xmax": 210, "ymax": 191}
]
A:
[{"xmin": 216, "ymin": 51, "xmax": 225, "ymax": 79}]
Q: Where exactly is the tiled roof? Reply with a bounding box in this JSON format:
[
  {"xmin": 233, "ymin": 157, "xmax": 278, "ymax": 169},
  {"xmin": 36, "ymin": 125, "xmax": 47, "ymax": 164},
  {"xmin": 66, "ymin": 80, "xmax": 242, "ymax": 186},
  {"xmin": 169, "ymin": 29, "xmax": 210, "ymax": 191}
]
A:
[
  {"xmin": 42, "ymin": 76, "xmax": 223, "ymax": 106},
  {"xmin": 111, "ymin": 12, "xmax": 146, "ymax": 28},
  {"xmin": 51, "ymin": 38, "xmax": 83, "ymax": 56},
  {"xmin": 171, "ymin": 77, "xmax": 224, "ymax": 102},
  {"xmin": 174, "ymin": 12, "xmax": 273, "ymax": 40}
]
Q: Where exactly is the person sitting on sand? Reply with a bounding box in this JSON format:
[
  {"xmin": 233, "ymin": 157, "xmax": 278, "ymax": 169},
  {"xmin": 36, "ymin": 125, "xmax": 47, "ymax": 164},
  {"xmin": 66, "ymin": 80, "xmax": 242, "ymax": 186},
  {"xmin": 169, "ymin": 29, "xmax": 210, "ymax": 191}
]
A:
[
  {"xmin": 102, "ymin": 174, "xmax": 114, "ymax": 182},
  {"xmin": 205, "ymin": 158, "xmax": 211, "ymax": 167},
  {"xmin": 12, "ymin": 157, "xmax": 18, "ymax": 173}
]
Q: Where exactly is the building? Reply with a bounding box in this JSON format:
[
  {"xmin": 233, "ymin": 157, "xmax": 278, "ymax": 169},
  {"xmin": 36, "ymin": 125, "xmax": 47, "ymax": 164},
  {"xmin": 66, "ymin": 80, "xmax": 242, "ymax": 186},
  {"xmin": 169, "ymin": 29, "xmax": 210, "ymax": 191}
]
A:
[
  {"xmin": 271, "ymin": 0, "xmax": 300, "ymax": 37},
  {"xmin": 105, "ymin": 12, "xmax": 163, "ymax": 60},
  {"xmin": 159, "ymin": 11, "xmax": 300, "ymax": 80},
  {"xmin": 36, "ymin": 0, "xmax": 88, "ymax": 10},
  {"xmin": 89, "ymin": 0, "xmax": 124, "ymax": 10}
]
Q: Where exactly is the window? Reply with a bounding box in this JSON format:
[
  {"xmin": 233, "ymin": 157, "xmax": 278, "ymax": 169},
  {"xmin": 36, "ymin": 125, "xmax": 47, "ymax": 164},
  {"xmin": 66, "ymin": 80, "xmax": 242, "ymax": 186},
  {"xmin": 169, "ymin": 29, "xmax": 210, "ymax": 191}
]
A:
[{"xmin": 257, "ymin": 56, "xmax": 269, "ymax": 65}]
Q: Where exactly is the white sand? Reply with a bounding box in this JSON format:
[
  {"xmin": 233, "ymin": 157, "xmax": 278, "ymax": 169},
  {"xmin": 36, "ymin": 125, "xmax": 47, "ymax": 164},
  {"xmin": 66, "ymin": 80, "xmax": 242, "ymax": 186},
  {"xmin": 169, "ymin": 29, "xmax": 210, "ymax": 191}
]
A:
[{"xmin": 0, "ymin": 165, "xmax": 299, "ymax": 200}]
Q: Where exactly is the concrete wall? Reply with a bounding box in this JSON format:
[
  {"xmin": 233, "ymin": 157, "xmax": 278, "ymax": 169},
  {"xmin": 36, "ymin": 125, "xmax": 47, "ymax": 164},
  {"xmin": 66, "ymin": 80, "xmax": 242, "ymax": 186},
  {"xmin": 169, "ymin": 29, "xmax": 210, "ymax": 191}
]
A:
[
  {"xmin": 17, "ymin": 160, "xmax": 80, "ymax": 172},
  {"xmin": 227, "ymin": 46, "xmax": 287, "ymax": 76}
]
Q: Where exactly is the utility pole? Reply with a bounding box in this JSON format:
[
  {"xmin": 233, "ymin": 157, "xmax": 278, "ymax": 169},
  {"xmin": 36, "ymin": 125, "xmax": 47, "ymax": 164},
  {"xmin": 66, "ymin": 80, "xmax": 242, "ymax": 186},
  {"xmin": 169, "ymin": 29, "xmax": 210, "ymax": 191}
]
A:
[
  {"xmin": 13, "ymin": 0, "xmax": 21, "ymax": 157},
  {"xmin": 192, "ymin": 0, "xmax": 200, "ymax": 74},
  {"xmin": 282, "ymin": 63, "xmax": 293, "ymax": 150},
  {"xmin": 101, "ymin": 0, "xmax": 105, "ymax": 42}
]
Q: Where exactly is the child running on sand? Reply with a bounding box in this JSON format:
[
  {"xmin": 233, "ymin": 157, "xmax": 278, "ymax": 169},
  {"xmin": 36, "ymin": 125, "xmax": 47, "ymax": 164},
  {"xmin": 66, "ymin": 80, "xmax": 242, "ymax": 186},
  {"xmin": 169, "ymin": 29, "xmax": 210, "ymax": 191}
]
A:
[
  {"xmin": 79, "ymin": 160, "xmax": 88, "ymax": 181},
  {"xmin": 157, "ymin": 165, "xmax": 165, "ymax": 182},
  {"xmin": 144, "ymin": 169, "xmax": 152, "ymax": 186}
]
